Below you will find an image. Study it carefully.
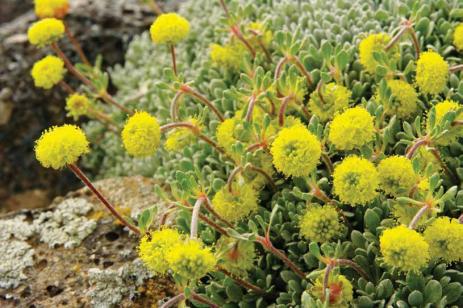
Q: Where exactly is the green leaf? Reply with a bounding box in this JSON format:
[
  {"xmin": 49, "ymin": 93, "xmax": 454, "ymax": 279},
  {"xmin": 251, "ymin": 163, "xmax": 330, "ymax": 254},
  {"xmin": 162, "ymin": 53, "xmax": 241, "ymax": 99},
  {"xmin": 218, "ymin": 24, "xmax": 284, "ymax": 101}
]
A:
[
  {"xmin": 408, "ymin": 290, "xmax": 424, "ymax": 306},
  {"xmin": 424, "ymin": 280, "xmax": 442, "ymax": 304},
  {"xmin": 225, "ymin": 283, "xmax": 243, "ymax": 302},
  {"xmin": 364, "ymin": 209, "xmax": 381, "ymax": 233}
]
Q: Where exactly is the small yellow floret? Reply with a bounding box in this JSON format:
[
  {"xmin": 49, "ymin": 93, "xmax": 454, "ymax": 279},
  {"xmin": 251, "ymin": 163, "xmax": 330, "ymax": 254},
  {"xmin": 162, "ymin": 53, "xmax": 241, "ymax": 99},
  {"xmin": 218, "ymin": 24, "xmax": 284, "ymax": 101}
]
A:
[
  {"xmin": 27, "ymin": 18, "xmax": 64, "ymax": 47},
  {"xmin": 122, "ymin": 111, "xmax": 161, "ymax": 157},
  {"xmin": 380, "ymin": 80, "xmax": 418, "ymax": 118},
  {"xmin": 210, "ymin": 43, "xmax": 245, "ymax": 70},
  {"xmin": 378, "ymin": 156, "xmax": 417, "ymax": 197},
  {"xmin": 211, "ymin": 184, "xmax": 258, "ymax": 223},
  {"xmin": 333, "ymin": 156, "xmax": 379, "ymax": 205},
  {"xmin": 416, "ymin": 51, "xmax": 448, "ymax": 95},
  {"xmin": 166, "ymin": 239, "xmax": 216, "ymax": 281},
  {"xmin": 34, "ymin": 0, "xmax": 69, "ymax": 18},
  {"xmin": 453, "ymin": 23, "xmax": 463, "ymax": 52},
  {"xmin": 270, "ymin": 125, "xmax": 321, "ymax": 177},
  {"xmin": 299, "ymin": 205, "xmax": 344, "ymax": 243},
  {"xmin": 426, "ymin": 100, "xmax": 463, "ymax": 145},
  {"xmin": 359, "ymin": 33, "xmax": 398, "ymax": 74},
  {"xmin": 138, "ymin": 228, "xmax": 183, "ymax": 275},
  {"xmin": 34, "ymin": 124, "xmax": 89, "ymax": 169},
  {"xmin": 380, "ymin": 225, "xmax": 430, "ymax": 272},
  {"xmin": 150, "ymin": 13, "xmax": 190, "ymax": 45},
  {"xmin": 309, "ymin": 83, "xmax": 351, "ymax": 122},
  {"xmin": 328, "ymin": 107, "xmax": 375, "ymax": 151},
  {"xmin": 65, "ymin": 93, "xmax": 91, "ymax": 120},
  {"xmin": 164, "ymin": 118, "xmax": 201, "ymax": 152},
  {"xmin": 31, "ymin": 55, "xmax": 66, "ymax": 89},
  {"xmin": 423, "ymin": 217, "xmax": 463, "ymax": 263}
]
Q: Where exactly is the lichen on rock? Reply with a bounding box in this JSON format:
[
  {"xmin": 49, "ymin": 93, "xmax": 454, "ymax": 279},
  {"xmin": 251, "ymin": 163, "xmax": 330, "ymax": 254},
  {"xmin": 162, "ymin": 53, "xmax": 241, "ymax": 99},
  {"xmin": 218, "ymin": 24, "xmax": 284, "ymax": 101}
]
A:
[{"xmin": 0, "ymin": 240, "xmax": 34, "ymax": 289}]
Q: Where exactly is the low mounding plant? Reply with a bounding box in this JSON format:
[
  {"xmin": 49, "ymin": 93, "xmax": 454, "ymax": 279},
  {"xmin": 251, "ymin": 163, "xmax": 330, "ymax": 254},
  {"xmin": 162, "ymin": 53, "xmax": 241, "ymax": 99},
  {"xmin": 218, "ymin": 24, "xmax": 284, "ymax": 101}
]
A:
[{"xmin": 30, "ymin": 0, "xmax": 463, "ymax": 307}]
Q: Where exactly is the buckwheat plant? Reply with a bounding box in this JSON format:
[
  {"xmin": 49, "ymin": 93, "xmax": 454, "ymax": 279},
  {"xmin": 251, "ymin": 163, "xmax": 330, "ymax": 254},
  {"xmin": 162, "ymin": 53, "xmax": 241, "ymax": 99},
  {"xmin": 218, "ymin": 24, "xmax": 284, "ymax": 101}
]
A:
[{"xmin": 31, "ymin": 0, "xmax": 463, "ymax": 307}]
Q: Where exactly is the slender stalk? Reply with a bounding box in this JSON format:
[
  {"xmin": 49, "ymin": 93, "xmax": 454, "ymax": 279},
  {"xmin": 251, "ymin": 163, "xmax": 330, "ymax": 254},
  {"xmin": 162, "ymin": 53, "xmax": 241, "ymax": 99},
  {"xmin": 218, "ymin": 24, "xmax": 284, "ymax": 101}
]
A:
[
  {"xmin": 405, "ymin": 137, "xmax": 429, "ymax": 159},
  {"xmin": 219, "ymin": 267, "xmax": 265, "ymax": 294},
  {"xmin": 218, "ymin": 0, "xmax": 231, "ymax": 19},
  {"xmin": 160, "ymin": 293, "xmax": 185, "ymax": 308},
  {"xmin": 170, "ymin": 45, "xmax": 177, "ymax": 76},
  {"xmin": 384, "ymin": 26, "xmax": 408, "ymax": 51},
  {"xmin": 147, "ymin": 0, "xmax": 163, "ymax": 15},
  {"xmin": 190, "ymin": 197, "xmax": 205, "ymax": 238},
  {"xmin": 170, "ymin": 90, "xmax": 184, "ymax": 121},
  {"xmin": 227, "ymin": 166, "xmax": 244, "ymax": 193},
  {"xmin": 450, "ymin": 64, "xmax": 463, "ymax": 73},
  {"xmin": 289, "ymin": 56, "xmax": 313, "ymax": 86},
  {"xmin": 64, "ymin": 23, "xmax": 90, "ymax": 65},
  {"xmin": 181, "ymin": 85, "xmax": 225, "ymax": 122},
  {"xmin": 408, "ymin": 27, "xmax": 420, "ymax": 58},
  {"xmin": 322, "ymin": 263, "xmax": 333, "ymax": 303},
  {"xmin": 231, "ymin": 25, "xmax": 256, "ymax": 58},
  {"xmin": 59, "ymin": 80, "xmax": 74, "ymax": 94},
  {"xmin": 245, "ymin": 94, "xmax": 257, "ymax": 122},
  {"xmin": 321, "ymin": 153, "xmax": 334, "ymax": 175},
  {"xmin": 199, "ymin": 213, "xmax": 231, "ymax": 237},
  {"xmin": 278, "ymin": 96, "xmax": 293, "ymax": 126},
  {"xmin": 99, "ymin": 91, "xmax": 133, "ymax": 115},
  {"xmin": 316, "ymin": 80, "xmax": 327, "ymax": 105},
  {"xmin": 335, "ymin": 259, "xmax": 369, "ymax": 280},
  {"xmin": 408, "ymin": 204, "xmax": 430, "ymax": 229},
  {"xmin": 249, "ymin": 30, "xmax": 272, "ymax": 62},
  {"xmin": 429, "ymin": 148, "xmax": 458, "ymax": 183},
  {"xmin": 274, "ymin": 57, "xmax": 289, "ymax": 81},
  {"xmin": 246, "ymin": 164, "xmax": 277, "ymax": 191},
  {"xmin": 203, "ymin": 196, "xmax": 234, "ymax": 228},
  {"xmin": 191, "ymin": 292, "xmax": 218, "ymax": 308},
  {"xmin": 246, "ymin": 142, "xmax": 265, "ymax": 152},
  {"xmin": 68, "ymin": 164, "xmax": 140, "ymax": 234}
]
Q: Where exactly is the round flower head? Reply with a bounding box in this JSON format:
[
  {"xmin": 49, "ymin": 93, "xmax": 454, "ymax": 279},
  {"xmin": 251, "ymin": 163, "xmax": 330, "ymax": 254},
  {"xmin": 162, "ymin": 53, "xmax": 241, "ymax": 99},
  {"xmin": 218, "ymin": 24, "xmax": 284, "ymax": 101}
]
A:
[
  {"xmin": 270, "ymin": 125, "xmax": 321, "ymax": 177},
  {"xmin": 423, "ymin": 217, "xmax": 463, "ymax": 263},
  {"xmin": 380, "ymin": 225, "xmax": 430, "ymax": 272},
  {"xmin": 378, "ymin": 156, "xmax": 417, "ymax": 197},
  {"xmin": 310, "ymin": 274, "xmax": 353, "ymax": 307},
  {"xmin": 166, "ymin": 239, "xmax": 216, "ymax": 281},
  {"xmin": 65, "ymin": 93, "xmax": 91, "ymax": 120},
  {"xmin": 122, "ymin": 111, "xmax": 161, "ymax": 157},
  {"xmin": 333, "ymin": 156, "xmax": 379, "ymax": 205},
  {"xmin": 211, "ymin": 184, "xmax": 258, "ymax": 223},
  {"xmin": 138, "ymin": 228, "xmax": 183, "ymax": 275},
  {"xmin": 215, "ymin": 237, "xmax": 256, "ymax": 276},
  {"xmin": 31, "ymin": 55, "xmax": 66, "ymax": 90},
  {"xmin": 328, "ymin": 107, "xmax": 375, "ymax": 151},
  {"xmin": 359, "ymin": 33, "xmax": 398, "ymax": 74},
  {"xmin": 308, "ymin": 83, "xmax": 351, "ymax": 122},
  {"xmin": 416, "ymin": 51, "xmax": 448, "ymax": 95},
  {"xmin": 379, "ymin": 80, "xmax": 418, "ymax": 119},
  {"xmin": 210, "ymin": 42, "xmax": 245, "ymax": 70},
  {"xmin": 35, "ymin": 124, "xmax": 89, "ymax": 169},
  {"xmin": 299, "ymin": 205, "xmax": 345, "ymax": 243},
  {"xmin": 453, "ymin": 23, "xmax": 463, "ymax": 52},
  {"xmin": 164, "ymin": 118, "xmax": 201, "ymax": 152},
  {"xmin": 426, "ymin": 100, "xmax": 463, "ymax": 145},
  {"xmin": 150, "ymin": 13, "xmax": 190, "ymax": 45},
  {"xmin": 34, "ymin": 0, "xmax": 69, "ymax": 18},
  {"xmin": 27, "ymin": 18, "xmax": 65, "ymax": 47}
]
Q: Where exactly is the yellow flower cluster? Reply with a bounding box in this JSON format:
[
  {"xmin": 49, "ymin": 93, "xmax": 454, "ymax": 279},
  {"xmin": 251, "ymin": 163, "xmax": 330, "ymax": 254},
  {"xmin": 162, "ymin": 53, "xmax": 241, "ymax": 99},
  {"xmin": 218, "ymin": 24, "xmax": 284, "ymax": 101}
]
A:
[
  {"xmin": 415, "ymin": 51, "xmax": 448, "ymax": 95},
  {"xmin": 308, "ymin": 83, "xmax": 351, "ymax": 122},
  {"xmin": 377, "ymin": 156, "xmax": 417, "ymax": 197},
  {"xmin": 35, "ymin": 124, "xmax": 89, "ymax": 169},
  {"xmin": 31, "ymin": 55, "xmax": 66, "ymax": 89},
  {"xmin": 28, "ymin": 18, "xmax": 65, "ymax": 47},
  {"xmin": 453, "ymin": 23, "xmax": 463, "ymax": 51},
  {"xmin": 65, "ymin": 93, "xmax": 91, "ymax": 120},
  {"xmin": 359, "ymin": 33, "xmax": 398, "ymax": 74},
  {"xmin": 247, "ymin": 22, "xmax": 273, "ymax": 47},
  {"xmin": 121, "ymin": 111, "xmax": 161, "ymax": 157},
  {"xmin": 299, "ymin": 205, "xmax": 344, "ymax": 243},
  {"xmin": 166, "ymin": 239, "xmax": 216, "ymax": 281},
  {"xmin": 380, "ymin": 79, "xmax": 418, "ymax": 118},
  {"xmin": 333, "ymin": 156, "xmax": 379, "ymax": 205},
  {"xmin": 210, "ymin": 42, "xmax": 245, "ymax": 70},
  {"xmin": 328, "ymin": 107, "xmax": 375, "ymax": 151},
  {"xmin": 310, "ymin": 274, "xmax": 353, "ymax": 308},
  {"xmin": 270, "ymin": 125, "xmax": 321, "ymax": 177},
  {"xmin": 380, "ymin": 225, "xmax": 430, "ymax": 272},
  {"xmin": 150, "ymin": 13, "xmax": 190, "ymax": 45},
  {"xmin": 215, "ymin": 237, "xmax": 256, "ymax": 276},
  {"xmin": 423, "ymin": 217, "xmax": 463, "ymax": 263},
  {"xmin": 138, "ymin": 228, "xmax": 183, "ymax": 275},
  {"xmin": 34, "ymin": 0, "xmax": 69, "ymax": 19},
  {"xmin": 427, "ymin": 100, "xmax": 463, "ymax": 145},
  {"xmin": 164, "ymin": 118, "xmax": 201, "ymax": 152},
  {"xmin": 211, "ymin": 184, "xmax": 258, "ymax": 223}
]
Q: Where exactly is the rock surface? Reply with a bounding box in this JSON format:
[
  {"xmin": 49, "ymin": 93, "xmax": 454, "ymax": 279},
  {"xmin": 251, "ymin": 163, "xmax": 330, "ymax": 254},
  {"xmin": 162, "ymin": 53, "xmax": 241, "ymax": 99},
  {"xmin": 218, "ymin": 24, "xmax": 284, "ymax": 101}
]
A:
[{"xmin": 0, "ymin": 176, "xmax": 176, "ymax": 307}]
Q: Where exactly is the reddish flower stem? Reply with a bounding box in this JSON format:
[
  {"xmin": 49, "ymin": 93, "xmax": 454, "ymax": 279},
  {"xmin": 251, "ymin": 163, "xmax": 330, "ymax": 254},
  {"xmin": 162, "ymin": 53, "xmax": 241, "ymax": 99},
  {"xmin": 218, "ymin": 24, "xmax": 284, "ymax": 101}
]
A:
[
  {"xmin": 405, "ymin": 137, "xmax": 429, "ymax": 159},
  {"xmin": 170, "ymin": 90, "xmax": 184, "ymax": 121},
  {"xmin": 245, "ymin": 94, "xmax": 257, "ymax": 122},
  {"xmin": 64, "ymin": 22, "xmax": 90, "ymax": 65},
  {"xmin": 170, "ymin": 44, "xmax": 177, "ymax": 76},
  {"xmin": 247, "ymin": 164, "xmax": 276, "ymax": 191},
  {"xmin": 191, "ymin": 292, "xmax": 219, "ymax": 308},
  {"xmin": 408, "ymin": 204, "xmax": 430, "ymax": 229},
  {"xmin": 203, "ymin": 196, "xmax": 234, "ymax": 228},
  {"xmin": 218, "ymin": 0, "xmax": 231, "ymax": 18},
  {"xmin": 335, "ymin": 259, "xmax": 369, "ymax": 280},
  {"xmin": 190, "ymin": 196, "xmax": 205, "ymax": 238},
  {"xmin": 322, "ymin": 263, "xmax": 333, "ymax": 302},
  {"xmin": 316, "ymin": 80, "xmax": 327, "ymax": 105},
  {"xmin": 227, "ymin": 166, "xmax": 244, "ymax": 194},
  {"xmin": 219, "ymin": 267, "xmax": 265, "ymax": 294},
  {"xmin": 290, "ymin": 56, "xmax": 313, "ymax": 86},
  {"xmin": 59, "ymin": 80, "xmax": 74, "ymax": 94},
  {"xmin": 321, "ymin": 153, "xmax": 334, "ymax": 175},
  {"xmin": 160, "ymin": 293, "xmax": 185, "ymax": 308},
  {"xmin": 450, "ymin": 64, "xmax": 463, "ymax": 73},
  {"xmin": 278, "ymin": 96, "xmax": 293, "ymax": 126},
  {"xmin": 231, "ymin": 25, "xmax": 256, "ymax": 58},
  {"xmin": 68, "ymin": 164, "xmax": 140, "ymax": 234},
  {"xmin": 181, "ymin": 85, "xmax": 225, "ymax": 122}
]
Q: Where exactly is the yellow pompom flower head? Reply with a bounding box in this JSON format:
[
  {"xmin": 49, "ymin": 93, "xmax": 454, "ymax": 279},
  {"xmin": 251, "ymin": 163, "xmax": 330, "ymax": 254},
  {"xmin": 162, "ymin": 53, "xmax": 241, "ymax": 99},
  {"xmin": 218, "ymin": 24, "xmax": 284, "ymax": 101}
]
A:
[
  {"xmin": 31, "ymin": 55, "xmax": 66, "ymax": 90},
  {"xmin": 415, "ymin": 51, "xmax": 448, "ymax": 95},
  {"xmin": 210, "ymin": 42, "xmax": 245, "ymax": 71},
  {"xmin": 65, "ymin": 93, "xmax": 91, "ymax": 120},
  {"xmin": 35, "ymin": 124, "xmax": 89, "ymax": 169},
  {"xmin": 328, "ymin": 107, "xmax": 375, "ymax": 151},
  {"xmin": 333, "ymin": 156, "xmax": 379, "ymax": 205},
  {"xmin": 28, "ymin": 18, "xmax": 65, "ymax": 47},
  {"xmin": 380, "ymin": 225, "xmax": 430, "ymax": 272},
  {"xmin": 122, "ymin": 111, "xmax": 161, "ymax": 157},
  {"xmin": 358, "ymin": 33, "xmax": 399, "ymax": 74},
  {"xmin": 378, "ymin": 156, "xmax": 417, "ymax": 197},
  {"xmin": 211, "ymin": 184, "xmax": 258, "ymax": 223},
  {"xmin": 377, "ymin": 79, "xmax": 418, "ymax": 119},
  {"xmin": 423, "ymin": 217, "xmax": 463, "ymax": 263},
  {"xmin": 426, "ymin": 100, "xmax": 463, "ymax": 145},
  {"xmin": 299, "ymin": 205, "xmax": 345, "ymax": 243},
  {"xmin": 34, "ymin": 0, "xmax": 69, "ymax": 19},
  {"xmin": 453, "ymin": 23, "xmax": 463, "ymax": 52},
  {"xmin": 150, "ymin": 13, "xmax": 190, "ymax": 75},
  {"xmin": 270, "ymin": 125, "xmax": 321, "ymax": 178},
  {"xmin": 308, "ymin": 82, "xmax": 351, "ymax": 122}
]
